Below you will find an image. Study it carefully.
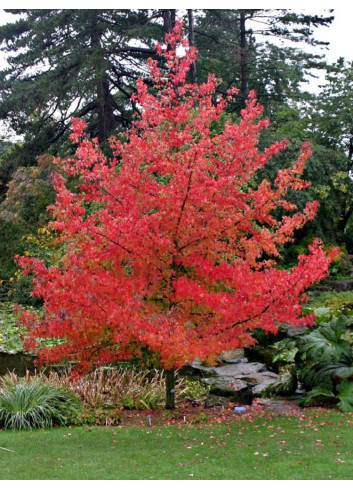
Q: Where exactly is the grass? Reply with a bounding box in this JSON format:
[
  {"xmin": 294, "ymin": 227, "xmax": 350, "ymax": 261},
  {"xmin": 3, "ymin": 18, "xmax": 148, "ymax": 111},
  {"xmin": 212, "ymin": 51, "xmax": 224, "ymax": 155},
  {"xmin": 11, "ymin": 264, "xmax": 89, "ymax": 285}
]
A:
[
  {"xmin": 0, "ymin": 373, "xmax": 80, "ymax": 429},
  {"xmin": 1, "ymin": 409, "xmax": 353, "ymax": 479}
]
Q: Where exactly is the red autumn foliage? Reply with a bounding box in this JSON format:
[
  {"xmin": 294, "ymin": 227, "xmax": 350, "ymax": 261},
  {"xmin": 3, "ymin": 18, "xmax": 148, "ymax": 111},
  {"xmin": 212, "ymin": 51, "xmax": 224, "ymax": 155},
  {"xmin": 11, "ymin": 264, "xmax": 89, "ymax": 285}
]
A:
[{"xmin": 17, "ymin": 22, "xmax": 337, "ymax": 372}]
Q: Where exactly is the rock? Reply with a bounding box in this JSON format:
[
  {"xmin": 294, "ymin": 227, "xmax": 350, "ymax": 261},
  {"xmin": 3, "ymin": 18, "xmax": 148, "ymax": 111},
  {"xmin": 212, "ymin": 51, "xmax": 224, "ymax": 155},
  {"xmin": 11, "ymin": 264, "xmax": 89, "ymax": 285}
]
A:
[
  {"xmin": 251, "ymin": 377, "xmax": 280, "ymax": 396},
  {"xmin": 192, "ymin": 356, "xmax": 280, "ymax": 404},
  {"xmin": 220, "ymin": 348, "xmax": 245, "ymax": 363},
  {"xmin": 244, "ymin": 346, "xmax": 278, "ymax": 371},
  {"xmin": 201, "ymin": 376, "xmax": 248, "ymax": 391},
  {"xmin": 256, "ymin": 398, "xmax": 302, "ymax": 414},
  {"xmin": 285, "ymin": 326, "xmax": 309, "ymax": 337},
  {"xmin": 236, "ymin": 371, "xmax": 279, "ymax": 384},
  {"xmin": 205, "ymin": 394, "xmax": 230, "ymax": 407},
  {"xmin": 190, "ymin": 359, "xmax": 218, "ymax": 375},
  {"xmin": 190, "ymin": 360, "xmax": 212, "ymax": 375},
  {"xmin": 190, "ymin": 351, "xmax": 248, "ymax": 374},
  {"xmin": 190, "ymin": 358, "xmax": 204, "ymax": 370},
  {"xmin": 210, "ymin": 362, "xmax": 267, "ymax": 377},
  {"xmin": 335, "ymin": 280, "xmax": 353, "ymax": 292},
  {"xmin": 234, "ymin": 371, "xmax": 280, "ymax": 396},
  {"xmin": 201, "ymin": 377, "xmax": 252, "ymax": 404},
  {"xmin": 261, "ymin": 372, "xmax": 298, "ymax": 397}
]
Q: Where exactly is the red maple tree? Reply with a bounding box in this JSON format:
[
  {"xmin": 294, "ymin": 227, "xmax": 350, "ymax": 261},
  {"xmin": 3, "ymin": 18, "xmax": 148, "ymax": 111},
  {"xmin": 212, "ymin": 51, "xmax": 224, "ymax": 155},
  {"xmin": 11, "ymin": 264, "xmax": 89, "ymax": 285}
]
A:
[{"xmin": 18, "ymin": 23, "xmax": 336, "ymax": 408}]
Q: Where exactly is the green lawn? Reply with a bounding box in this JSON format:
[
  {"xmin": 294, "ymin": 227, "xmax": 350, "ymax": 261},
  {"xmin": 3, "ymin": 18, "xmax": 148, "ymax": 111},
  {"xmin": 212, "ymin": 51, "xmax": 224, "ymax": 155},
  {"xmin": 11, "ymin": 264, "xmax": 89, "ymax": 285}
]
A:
[{"xmin": 1, "ymin": 409, "xmax": 353, "ymax": 479}]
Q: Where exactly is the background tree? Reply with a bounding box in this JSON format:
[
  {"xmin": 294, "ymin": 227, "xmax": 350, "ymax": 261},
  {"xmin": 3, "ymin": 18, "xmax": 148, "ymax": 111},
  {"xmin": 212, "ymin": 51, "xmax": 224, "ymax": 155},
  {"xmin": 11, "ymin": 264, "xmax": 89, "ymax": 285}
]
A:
[
  {"xmin": 0, "ymin": 9, "xmax": 334, "ymax": 158},
  {"xmin": 308, "ymin": 59, "xmax": 353, "ymax": 247},
  {"xmin": 0, "ymin": 154, "xmax": 55, "ymax": 301},
  {"xmin": 0, "ymin": 9, "xmax": 162, "ymax": 154},
  {"xmin": 18, "ymin": 24, "xmax": 335, "ymax": 408},
  {"xmin": 193, "ymin": 9, "xmax": 333, "ymax": 113},
  {"xmin": 255, "ymin": 101, "xmax": 344, "ymax": 250}
]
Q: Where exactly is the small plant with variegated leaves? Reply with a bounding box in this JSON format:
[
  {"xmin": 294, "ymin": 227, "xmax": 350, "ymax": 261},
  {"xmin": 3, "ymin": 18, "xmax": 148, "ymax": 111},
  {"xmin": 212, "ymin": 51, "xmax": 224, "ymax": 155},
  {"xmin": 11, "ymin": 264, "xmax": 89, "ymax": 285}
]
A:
[{"xmin": 0, "ymin": 372, "xmax": 80, "ymax": 430}]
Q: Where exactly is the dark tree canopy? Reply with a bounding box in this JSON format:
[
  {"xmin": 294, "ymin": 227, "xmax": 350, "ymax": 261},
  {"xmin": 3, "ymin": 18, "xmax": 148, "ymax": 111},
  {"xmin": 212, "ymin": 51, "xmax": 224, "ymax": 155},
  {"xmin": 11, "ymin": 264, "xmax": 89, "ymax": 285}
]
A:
[
  {"xmin": 0, "ymin": 9, "xmax": 163, "ymax": 151},
  {"xmin": 193, "ymin": 9, "xmax": 333, "ymax": 111},
  {"xmin": 309, "ymin": 59, "xmax": 353, "ymax": 243},
  {"xmin": 0, "ymin": 9, "xmax": 334, "ymax": 153}
]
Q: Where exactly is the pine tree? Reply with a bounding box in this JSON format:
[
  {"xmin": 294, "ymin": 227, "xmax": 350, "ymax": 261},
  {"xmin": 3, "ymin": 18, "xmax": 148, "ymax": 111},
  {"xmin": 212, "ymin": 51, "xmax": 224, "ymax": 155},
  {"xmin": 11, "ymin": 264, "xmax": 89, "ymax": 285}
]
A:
[
  {"xmin": 0, "ymin": 9, "xmax": 162, "ymax": 151},
  {"xmin": 310, "ymin": 59, "xmax": 353, "ymax": 242},
  {"xmin": 193, "ymin": 9, "xmax": 334, "ymax": 112}
]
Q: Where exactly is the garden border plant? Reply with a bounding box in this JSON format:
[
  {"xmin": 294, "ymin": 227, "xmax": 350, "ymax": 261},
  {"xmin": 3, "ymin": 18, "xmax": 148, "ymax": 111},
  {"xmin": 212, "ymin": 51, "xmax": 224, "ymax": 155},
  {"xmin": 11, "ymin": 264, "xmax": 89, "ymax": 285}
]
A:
[
  {"xmin": 265, "ymin": 306, "xmax": 353, "ymax": 412},
  {"xmin": 0, "ymin": 372, "xmax": 80, "ymax": 429}
]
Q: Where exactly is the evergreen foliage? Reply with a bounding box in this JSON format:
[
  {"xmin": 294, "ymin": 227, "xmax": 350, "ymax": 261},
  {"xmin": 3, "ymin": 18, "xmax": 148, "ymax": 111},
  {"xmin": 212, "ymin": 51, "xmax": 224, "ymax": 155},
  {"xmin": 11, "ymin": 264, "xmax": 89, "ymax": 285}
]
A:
[{"xmin": 0, "ymin": 9, "xmax": 163, "ymax": 151}]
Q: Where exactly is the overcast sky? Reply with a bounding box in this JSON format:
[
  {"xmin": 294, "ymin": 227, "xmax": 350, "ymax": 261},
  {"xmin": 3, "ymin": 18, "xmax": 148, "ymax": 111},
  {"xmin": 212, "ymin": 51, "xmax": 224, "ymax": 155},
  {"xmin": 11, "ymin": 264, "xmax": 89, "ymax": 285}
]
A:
[
  {"xmin": 313, "ymin": 8, "xmax": 352, "ymax": 63},
  {"xmin": 0, "ymin": 7, "xmax": 350, "ymax": 138},
  {"xmin": 0, "ymin": 8, "xmax": 351, "ymax": 66},
  {"xmin": 0, "ymin": 7, "xmax": 348, "ymax": 139},
  {"xmin": 0, "ymin": 8, "xmax": 351, "ymax": 64}
]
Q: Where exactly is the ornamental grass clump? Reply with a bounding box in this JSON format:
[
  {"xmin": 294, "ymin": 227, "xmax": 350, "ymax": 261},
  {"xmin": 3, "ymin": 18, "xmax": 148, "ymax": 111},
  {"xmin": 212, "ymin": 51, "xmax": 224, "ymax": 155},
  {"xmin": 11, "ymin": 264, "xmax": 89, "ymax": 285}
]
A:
[
  {"xmin": 61, "ymin": 367, "xmax": 166, "ymax": 411},
  {"xmin": 54, "ymin": 367, "xmax": 207, "ymax": 411},
  {"xmin": 0, "ymin": 372, "xmax": 80, "ymax": 430}
]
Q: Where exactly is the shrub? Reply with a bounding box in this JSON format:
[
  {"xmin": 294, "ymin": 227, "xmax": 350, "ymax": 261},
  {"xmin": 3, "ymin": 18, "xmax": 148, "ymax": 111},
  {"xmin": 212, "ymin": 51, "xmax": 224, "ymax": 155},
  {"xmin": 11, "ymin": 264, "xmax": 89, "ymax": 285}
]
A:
[
  {"xmin": 178, "ymin": 378, "xmax": 209, "ymax": 404},
  {"xmin": 0, "ymin": 302, "xmax": 23, "ymax": 353},
  {"xmin": 189, "ymin": 412, "xmax": 208, "ymax": 424},
  {"xmin": 68, "ymin": 407, "xmax": 123, "ymax": 427},
  {"xmin": 266, "ymin": 314, "xmax": 353, "ymax": 411},
  {"xmin": 0, "ymin": 372, "xmax": 80, "ymax": 429},
  {"xmin": 296, "ymin": 315, "xmax": 353, "ymax": 411},
  {"xmin": 309, "ymin": 291, "xmax": 353, "ymax": 313},
  {"xmin": 0, "ymin": 302, "xmax": 43, "ymax": 354}
]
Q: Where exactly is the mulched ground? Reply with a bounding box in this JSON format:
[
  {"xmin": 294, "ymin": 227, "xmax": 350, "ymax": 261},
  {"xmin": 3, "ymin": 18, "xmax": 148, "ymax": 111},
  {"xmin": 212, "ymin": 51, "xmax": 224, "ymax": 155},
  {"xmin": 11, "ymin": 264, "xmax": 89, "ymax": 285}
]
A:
[{"xmin": 118, "ymin": 398, "xmax": 303, "ymax": 428}]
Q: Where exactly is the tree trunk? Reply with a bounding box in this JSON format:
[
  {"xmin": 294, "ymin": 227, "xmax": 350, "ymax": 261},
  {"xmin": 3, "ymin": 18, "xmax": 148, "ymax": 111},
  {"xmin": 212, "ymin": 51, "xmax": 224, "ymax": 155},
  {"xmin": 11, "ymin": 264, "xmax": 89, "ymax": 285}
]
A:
[
  {"xmin": 348, "ymin": 131, "xmax": 353, "ymax": 163},
  {"xmin": 162, "ymin": 9, "xmax": 176, "ymax": 34},
  {"xmin": 239, "ymin": 10, "xmax": 248, "ymax": 108},
  {"xmin": 339, "ymin": 201, "xmax": 353, "ymax": 236},
  {"xmin": 165, "ymin": 368, "xmax": 176, "ymax": 409},
  {"xmin": 338, "ymin": 132, "xmax": 353, "ymax": 236},
  {"xmin": 188, "ymin": 9, "xmax": 197, "ymax": 83},
  {"xmin": 90, "ymin": 13, "xmax": 116, "ymax": 142},
  {"xmin": 96, "ymin": 76, "xmax": 116, "ymax": 143}
]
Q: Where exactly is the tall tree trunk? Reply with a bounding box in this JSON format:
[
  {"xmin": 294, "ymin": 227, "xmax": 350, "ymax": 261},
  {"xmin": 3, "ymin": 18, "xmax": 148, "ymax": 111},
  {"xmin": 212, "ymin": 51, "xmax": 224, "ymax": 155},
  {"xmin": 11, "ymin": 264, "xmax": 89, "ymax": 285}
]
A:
[
  {"xmin": 165, "ymin": 368, "xmax": 176, "ymax": 409},
  {"xmin": 162, "ymin": 9, "xmax": 176, "ymax": 34},
  {"xmin": 91, "ymin": 13, "xmax": 116, "ymax": 143},
  {"xmin": 340, "ymin": 204, "xmax": 353, "ymax": 235},
  {"xmin": 348, "ymin": 130, "xmax": 353, "ymax": 164},
  {"xmin": 96, "ymin": 76, "xmax": 116, "ymax": 143},
  {"xmin": 187, "ymin": 9, "xmax": 197, "ymax": 83},
  {"xmin": 239, "ymin": 10, "xmax": 248, "ymax": 108},
  {"xmin": 340, "ymin": 131, "xmax": 353, "ymax": 235}
]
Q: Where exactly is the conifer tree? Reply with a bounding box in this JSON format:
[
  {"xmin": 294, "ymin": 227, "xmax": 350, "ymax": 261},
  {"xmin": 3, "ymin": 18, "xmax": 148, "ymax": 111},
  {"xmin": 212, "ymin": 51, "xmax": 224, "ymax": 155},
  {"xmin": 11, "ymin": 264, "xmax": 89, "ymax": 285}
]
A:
[{"xmin": 0, "ymin": 9, "xmax": 161, "ymax": 149}]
